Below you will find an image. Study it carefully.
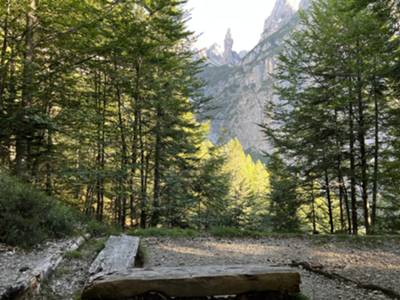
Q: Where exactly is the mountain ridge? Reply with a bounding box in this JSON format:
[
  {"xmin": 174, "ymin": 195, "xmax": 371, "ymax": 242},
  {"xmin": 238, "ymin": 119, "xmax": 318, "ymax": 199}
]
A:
[{"xmin": 199, "ymin": 0, "xmax": 308, "ymax": 154}]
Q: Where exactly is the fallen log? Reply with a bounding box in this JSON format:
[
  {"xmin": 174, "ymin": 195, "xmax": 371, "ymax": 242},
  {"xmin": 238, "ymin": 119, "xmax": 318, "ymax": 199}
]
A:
[
  {"xmin": 88, "ymin": 235, "xmax": 140, "ymax": 278},
  {"xmin": 82, "ymin": 265, "xmax": 301, "ymax": 300},
  {"xmin": 1, "ymin": 235, "xmax": 89, "ymax": 300}
]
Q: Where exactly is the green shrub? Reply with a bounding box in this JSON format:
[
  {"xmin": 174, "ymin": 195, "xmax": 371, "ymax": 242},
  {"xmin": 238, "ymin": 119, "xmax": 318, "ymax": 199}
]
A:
[{"xmin": 0, "ymin": 172, "xmax": 77, "ymax": 248}]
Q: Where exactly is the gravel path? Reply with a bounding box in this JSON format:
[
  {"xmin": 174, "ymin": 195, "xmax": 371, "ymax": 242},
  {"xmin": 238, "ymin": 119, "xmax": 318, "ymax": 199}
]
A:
[{"xmin": 143, "ymin": 237, "xmax": 400, "ymax": 300}]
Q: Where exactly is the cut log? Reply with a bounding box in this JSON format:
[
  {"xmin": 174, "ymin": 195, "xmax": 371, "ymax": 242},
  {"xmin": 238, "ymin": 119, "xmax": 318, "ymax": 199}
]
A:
[
  {"xmin": 88, "ymin": 235, "xmax": 140, "ymax": 277},
  {"xmin": 82, "ymin": 265, "xmax": 300, "ymax": 300},
  {"xmin": 1, "ymin": 235, "xmax": 88, "ymax": 300}
]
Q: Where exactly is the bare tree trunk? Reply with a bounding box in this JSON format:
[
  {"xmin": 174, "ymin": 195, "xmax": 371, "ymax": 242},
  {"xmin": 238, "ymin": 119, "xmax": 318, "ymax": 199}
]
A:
[
  {"xmin": 130, "ymin": 61, "xmax": 141, "ymax": 227},
  {"xmin": 0, "ymin": 0, "xmax": 10, "ymax": 111},
  {"xmin": 16, "ymin": 0, "xmax": 37, "ymax": 176},
  {"xmin": 324, "ymin": 169, "xmax": 334, "ymax": 234},
  {"xmin": 311, "ymin": 181, "xmax": 317, "ymax": 234},
  {"xmin": 349, "ymin": 100, "xmax": 358, "ymax": 235},
  {"xmin": 95, "ymin": 71, "xmax": 106, "ymax": 222},
  {"xmin": 139, "ymin": 111, "xmax": 147, "ymax": 228},
  {"xmin": 342, "ymin": 182, "xmax": 352, "ymax": 234},
  {"xmin": 151, "ymin": 104, "xmax": 162, "ymax": 227},
  {"xmin": 116, "ymin": 77, "xmax": 128, "ymax": 229},
  {"xmin": 45, "ymin": 108, "xmax": 53, "ymax": 195},
  {"xmin": 356, "ymin": 63, "xmax": 370, "ymax": 234},
  {"xmin": 334, "ymin": 109, "xmax": 345, "ymax": 232},
  {"xmin": 371, "ymin": 77, "xmax": 380, "ymax": 233}
]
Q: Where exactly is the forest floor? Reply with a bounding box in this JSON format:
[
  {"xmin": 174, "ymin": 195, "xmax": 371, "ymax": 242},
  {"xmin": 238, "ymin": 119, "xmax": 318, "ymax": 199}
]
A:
[{"xmin": 1, "ymin": 235, "xmax": 400, "ymax": 300}]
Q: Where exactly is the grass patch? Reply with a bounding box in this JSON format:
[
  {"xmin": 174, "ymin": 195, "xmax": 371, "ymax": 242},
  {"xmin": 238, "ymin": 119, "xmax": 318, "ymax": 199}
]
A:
[
  {"xmin": 136, "ymin": 241, "xmax": 150, "ymax": 267},
  {"xmin": 128, "ymin": 227, "xmax": 199, "ymax": 238},
  {"xmin": 64, "ymin": 238, "xmax": 105, "ymax": 262},
  {"xmin": 84, "ymin": 219, "xmax": 122, "ymax": 237},
  {"xmin": 309, "ymin": 233, "xmax": 400, "ymax": 247},
  {"xmin": 81, "ymin": 238, "xmax": 106, "ymax": 257},
  {"xmin": 209, "ymin": 227, "xmax": 306, "ymax": 239},
  {"xmin": 126, "ymin": 227, "xmax": 399, "ymax": 246},
  {"xmin": 126, "ymin": 226, "xmax": 306, "ymax": 239},
  {"xmin": 65, "ymin": 250, "xmax": 83, "ymax": 260}
]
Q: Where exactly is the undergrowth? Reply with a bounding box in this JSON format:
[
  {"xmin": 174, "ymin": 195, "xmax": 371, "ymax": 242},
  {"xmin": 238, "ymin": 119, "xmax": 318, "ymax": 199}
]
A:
[
  {"xmin": 0, "ymin": 172, "xmax": 78, "ymax": 248},
  {"xmin": 127, "ymin": 226, "xmax": 399, "ymax": 245}
]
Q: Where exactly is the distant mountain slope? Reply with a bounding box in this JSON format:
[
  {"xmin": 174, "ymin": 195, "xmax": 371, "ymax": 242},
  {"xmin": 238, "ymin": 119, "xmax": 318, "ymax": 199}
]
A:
[{"xmin": 199, "ymin": 0, "xmax": 309, "ymax": 155}]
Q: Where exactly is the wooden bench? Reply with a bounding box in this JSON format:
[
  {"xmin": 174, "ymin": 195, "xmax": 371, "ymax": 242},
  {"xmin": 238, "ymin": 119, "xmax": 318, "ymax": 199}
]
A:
[{"xmin": 82, "ymin": 235, "xmax": 301, "ymax": 300}]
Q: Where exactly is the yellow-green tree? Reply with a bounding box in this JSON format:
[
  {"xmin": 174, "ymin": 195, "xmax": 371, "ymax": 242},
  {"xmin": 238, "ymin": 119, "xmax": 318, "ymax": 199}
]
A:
[{"xmin": 221, "ymin": 139, "xmax": 270, "ymax": 228}]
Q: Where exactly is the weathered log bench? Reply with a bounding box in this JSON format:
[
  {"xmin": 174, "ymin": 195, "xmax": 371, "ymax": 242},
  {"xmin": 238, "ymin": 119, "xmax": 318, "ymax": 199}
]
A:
[
  {"xmin": 82, "ymin": 265, "xmax": 300, "ymax": 300},
  {"xmin": 82, "ymin": 235, "xmax": 301, "ymax": 300}
]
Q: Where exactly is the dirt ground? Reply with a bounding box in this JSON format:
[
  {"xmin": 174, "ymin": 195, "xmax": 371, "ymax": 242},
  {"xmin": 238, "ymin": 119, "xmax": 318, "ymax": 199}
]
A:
[
  {"xmin": 1, "ymin": 236, "xmax": 399, "ymax": 300},
  {"xmin": 142, "ymin": 237, "xmax": 400, "ymax": 300}
]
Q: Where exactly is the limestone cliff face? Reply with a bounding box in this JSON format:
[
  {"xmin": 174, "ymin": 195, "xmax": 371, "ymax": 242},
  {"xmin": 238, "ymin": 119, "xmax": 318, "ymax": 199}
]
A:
[
  {"xmin": 261, "ymin": 0, "xmax": 299, "ymax": 40},
  {"xmin": 199, "ymin": 0, "xmax": 306, "ymax": 155}
]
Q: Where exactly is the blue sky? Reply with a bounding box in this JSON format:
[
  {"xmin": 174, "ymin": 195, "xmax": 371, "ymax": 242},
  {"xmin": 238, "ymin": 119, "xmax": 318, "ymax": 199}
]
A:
[{"xmin": 185, "ymin": 0, "xmax": 276, "ymax": 51}]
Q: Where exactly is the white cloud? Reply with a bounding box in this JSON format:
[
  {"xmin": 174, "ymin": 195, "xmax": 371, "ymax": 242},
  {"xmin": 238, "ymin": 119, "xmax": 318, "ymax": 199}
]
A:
[{"xmin": 185, "ymin": 0, "xmax": 277, "ymax": 51}]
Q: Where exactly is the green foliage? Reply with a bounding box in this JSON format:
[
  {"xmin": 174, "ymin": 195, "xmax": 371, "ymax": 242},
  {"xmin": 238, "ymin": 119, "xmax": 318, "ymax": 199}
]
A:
[
  {"xmin": 0, "ymin": 172, "xmax": 77, "ymax": 248},
  {"xmin": 64, "ymin": 250, "xmax": 82, "ymax": 260},
  {"xmin": 290, "ymin": 294, "xmax": 310, "ymax": 300},
  {"xmin": 137, "ymin": 242, "xmax": 150, "ymax": 267},
  {"xmin": 0, "ymin": 0, "xmax": 233, "ymax": 231},
  {"xmin": 221, "ymin": 139, "xmax": 270, "ymax": 229},
  {"xmin": 63, "ymin": 238, "xmax": 105, "ymax": 262},
  {"xmin": 84, "ymin": 219, "xmax": 121, "ymax": 237},
  {"xmin": 263, "ymin": 0, "xmax": 400, "ymax": 235},
  {"xmin": 266, "ymin": 154, "xmax": 302, "ymax": 232}
]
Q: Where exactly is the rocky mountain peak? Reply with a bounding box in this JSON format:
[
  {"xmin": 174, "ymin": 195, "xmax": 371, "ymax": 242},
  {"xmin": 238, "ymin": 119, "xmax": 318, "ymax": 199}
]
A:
[
  {"xmin": 224, "ymin": 29, "xmax": 233, "ymax": 59},
  {"xmin": 201, "ymin": 29, "xmax": 242, "ymax": 66},
  {"xmin": 223, "ymin": 28, "xmax": 239, "ymax": 65},
  {"xmin": 261, "ymin": 0, "xmax": 300, "ymax": 40}
]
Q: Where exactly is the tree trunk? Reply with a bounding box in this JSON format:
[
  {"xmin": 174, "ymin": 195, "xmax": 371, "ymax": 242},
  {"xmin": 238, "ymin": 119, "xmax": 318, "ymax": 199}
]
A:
[
  {"xmin": 324, "ymin": 169, "xmax": 334, "ymax": 234},
  {"xmin": 16, "ymin": 0, "xmax": 37, "ymax": 176},
  {"xmin": 116, "ymin": 78, "xmax": 128, "ymax": 229},
  {"xmin": 311, "ymin": 181, "xmax": 317, "ymax": 234},
  {"xmin": 349, "ymin": 100, "xmax": 358, "ymax": 235},
  {"xmin": 45, "ymin": 115, "xmax": 53, "ymax": 195},
  {"xmin": 342, "ymin": 182, "xmax": 352, "ymax": 234},
  {"xmin": 151, "ymin": 105, "xmax": 162, "ymax": 227},
  {"xmin": 0, "ymin": 0, "xmax": 10, "ymax": 111},
  {"xmin": 334, "ymin": 109, "xmax": 345, "ymax": 232},
  {"xmin": 356, "ymin": 63, "xmax": 370, "ymax": 234},
  {"xmin": 130, "ymin": 61, "xmax": 141, "ymax": 227},
  {"xmin": 371, "ymin": 77, "xmax": 380, "ymax": 233}
]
